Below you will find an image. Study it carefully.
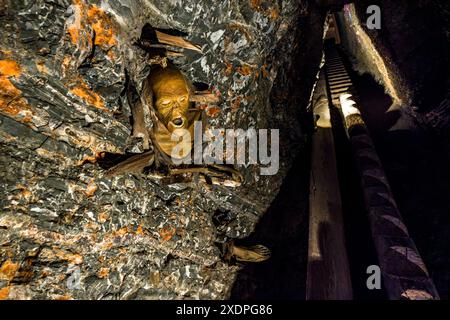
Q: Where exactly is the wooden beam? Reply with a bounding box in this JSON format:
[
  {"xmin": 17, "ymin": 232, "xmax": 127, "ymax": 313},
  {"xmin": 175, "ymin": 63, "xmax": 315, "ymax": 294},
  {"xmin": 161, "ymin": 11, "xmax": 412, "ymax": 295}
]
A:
[
  {"xmin": 155, "ymin": 30, "xmax": 202, "ymax": 53},
  {"xmin": 106, "ymin": 151, "xmax": 154, "ymax": 176},
  {"xmin": 307, "ymin": 70, "xmax": 353, "ymax": 300}
]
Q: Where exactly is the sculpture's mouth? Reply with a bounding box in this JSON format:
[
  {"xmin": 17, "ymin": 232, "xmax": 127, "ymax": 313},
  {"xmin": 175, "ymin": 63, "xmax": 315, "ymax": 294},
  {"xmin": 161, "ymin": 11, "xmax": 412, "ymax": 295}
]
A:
[{"xmin": 171, "ymin": 117, "xmax": 184, "ymax": 128}]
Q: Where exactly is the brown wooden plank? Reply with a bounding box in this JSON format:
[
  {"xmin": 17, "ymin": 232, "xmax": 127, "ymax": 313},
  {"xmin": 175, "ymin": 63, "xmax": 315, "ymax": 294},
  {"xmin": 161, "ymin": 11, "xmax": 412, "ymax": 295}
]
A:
[
  {"xmin": 155, "ymin": 30, "xmax": 202, "ymax": 53},
  {"xmin": 307, "ymin": 71, "xmax": 353, "ymax": 300}
]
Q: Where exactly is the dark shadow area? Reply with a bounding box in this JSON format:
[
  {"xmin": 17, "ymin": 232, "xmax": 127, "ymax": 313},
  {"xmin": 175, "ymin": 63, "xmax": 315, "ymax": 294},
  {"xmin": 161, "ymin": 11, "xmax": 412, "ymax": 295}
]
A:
[
  {"xmin": 97, "ymin": 152, "xmax": 131, "ymax": 170},
  {"xmin": 192, "ymin": 81, "xmax": 210, "ymax": 92},
  {"xmin": 351, "ymin": 69, "xmax": 450, "ymax": 299},
  {"xmin": 349, "ymin": 74, "xmax": 401, "ymax": 139},
  {"xmin": 230, "ymin": 147, "xmax": 311, "ymax": 300},
  {"xmin": 139, "ymin": 23, "xmax": 189, "ymax": 44},
  {"xmin": 137, "ymin": 23, "xmax": 190, "ymax": 58}
]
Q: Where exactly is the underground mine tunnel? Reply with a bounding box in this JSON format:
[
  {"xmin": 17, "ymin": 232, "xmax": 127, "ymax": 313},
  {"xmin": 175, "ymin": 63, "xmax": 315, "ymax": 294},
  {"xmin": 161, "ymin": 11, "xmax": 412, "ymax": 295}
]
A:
[{"xmin": 0, "ymin": 0, "xmax": 449, "ymax": 302}]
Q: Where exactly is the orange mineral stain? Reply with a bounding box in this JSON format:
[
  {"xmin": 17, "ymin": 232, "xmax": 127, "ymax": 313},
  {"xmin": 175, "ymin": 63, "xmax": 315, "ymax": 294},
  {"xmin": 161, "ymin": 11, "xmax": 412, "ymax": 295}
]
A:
[
  {"xmin": 0, "ymin": 260, "xmax": 19, "ymax": 281},
  {"xmin": 136, "ymin": 225, "xmax": 144, "ymax": 235},
  {"xmin": 66, "ymin": 0, "xmax": 116, "ymax": 56},
  {"xmin": 224, "ymin": 61, "xmax": 233, "ymax": 76},
  {"xmin": 98, "ymin": 212, "xmax": 109, "ymax": 223},
  {"xmin": 84, "ymin": 180, "xmax": 98, "ymax": 197},
  {"xmin": 115, "ymin": 226, "xmax": 130, "ymax": 237},
  {"xmin": 70, "ymin": 78, "xmax": 107, "ymax": 111},
  {"xmin": 250, "ymin": 0, "xmax": 262, "ymax": 11},
  {"xmin": 52, "ymin": 248, "xmax": 83, "ymax": 265},
  {"xmin": 0, "ymin": 60, "xmax": 20, "ymax": 77},
  {"xmin": 0, "ymin": 60, "xmax": 32, "ymax": 121},
  {"xmin": 268, "ymin": 7, "xmax": 279, "ymax": 20},
  {"xmin": 237, "ymin": 65, "xmax": 252, "ymax": 77},
  {"xmin": 35, "ymin": 59, "xmax": 49, "ymax": 74},
  {"xmin": 100, "ymin": 241, "xmax": 113, "ymax": 251},
  {"xmin": 67, "ymin": 0, "xmax": 86, "ymax": 46},
  {"xmin": 97, "ymin": 267, "xmax": 109, "ymax": 278},
  {"xmin": 61, "ymin": 55, "xmax": 72, "ymax": 73},
  {"xmin": 76, "ymin": 151, "xmax": 105, "ymax": 166},
  {"xmin": 249, "ymin": 0, "xmax": 279, "ymax": 20},
  {"xmin": 158, "ymin": 227, "xmax": 177, "ymax": 242},
  {"xmin": 87, "ymin": 5, "xmax": 117, "ymax": 48},
  {"xmin": 0, "ymin": 287, "xmax": 10, "ymax": 300},
  {"xmin": 261, "ymin": 64, "xmax": 270, "ymax": 78},
  {"xmin": 67, "ymin": 25, "xmax": 80, "ymax": 45},
  {"xmin": 231, "ymin": 95, "xmax": 243, "ymax": 112},
  {"xmin": 16, "ymin": 184, "xmax": 32, "ymax": 200},
  {"xmin": 206, "ymin": 106, "xmax": 221, "ymax": 118}
]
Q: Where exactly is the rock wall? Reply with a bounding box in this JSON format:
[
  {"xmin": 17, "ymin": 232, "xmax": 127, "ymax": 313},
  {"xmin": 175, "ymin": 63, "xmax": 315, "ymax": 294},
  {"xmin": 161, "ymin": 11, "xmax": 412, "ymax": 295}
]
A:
[
  {"xmin": 0, "ymin": 0, "xmax": 327, "ymax": 299},
  {"xmin": 336, "ymin": 4, "xmax": 406, "ymax": 110}
]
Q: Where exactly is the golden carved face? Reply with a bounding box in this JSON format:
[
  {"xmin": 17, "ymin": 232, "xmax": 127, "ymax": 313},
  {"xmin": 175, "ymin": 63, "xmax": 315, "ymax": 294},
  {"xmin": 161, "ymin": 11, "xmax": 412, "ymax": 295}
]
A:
[{"xmin": 149, "ymin": 66, "xmax": 190, "ymax": 133}]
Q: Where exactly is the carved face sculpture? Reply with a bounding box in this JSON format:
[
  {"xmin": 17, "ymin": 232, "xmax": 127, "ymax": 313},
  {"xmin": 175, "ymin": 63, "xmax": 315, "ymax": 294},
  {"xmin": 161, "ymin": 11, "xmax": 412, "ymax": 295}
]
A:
[
  {"xmin": 148, "ymin": 65, "xmax": 202, "ymax": 159},
  {"xmin": 149, "ymin": 66, "xmax": 190, "ymax": 132}
]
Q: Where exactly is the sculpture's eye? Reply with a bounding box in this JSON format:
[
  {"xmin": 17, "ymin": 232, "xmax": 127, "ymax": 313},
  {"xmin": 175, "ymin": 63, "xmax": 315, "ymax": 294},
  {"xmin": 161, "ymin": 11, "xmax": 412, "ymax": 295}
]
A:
[
  {"xmin": 160, "ymin": 99, "xmax": 172, "ymax": 107},
  {"xmin": 179, "ymin": 96, "xmax": 187, "ymax": 103}
]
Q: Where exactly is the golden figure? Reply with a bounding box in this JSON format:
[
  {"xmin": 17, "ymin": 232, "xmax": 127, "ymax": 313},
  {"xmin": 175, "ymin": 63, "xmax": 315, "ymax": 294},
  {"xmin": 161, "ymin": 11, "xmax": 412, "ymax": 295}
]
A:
[
  {"xmin": 148, "ymin": 64, "xmax": 202, "ymax": 160},
  {"xmin": 107, "ymin": 62, "xmax": 270, "ymax": 264}
]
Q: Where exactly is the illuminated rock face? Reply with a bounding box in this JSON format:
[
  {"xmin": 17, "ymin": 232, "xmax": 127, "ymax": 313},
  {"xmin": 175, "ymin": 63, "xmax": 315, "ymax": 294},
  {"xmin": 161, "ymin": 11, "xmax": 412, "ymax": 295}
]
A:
[
  {"xmin": 0, "ymin": 0, "xmax": 326, "ymax": 299},
  {"xmin": 339, "ymin": 0, "xmax": 450, "ymax": 134}
]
